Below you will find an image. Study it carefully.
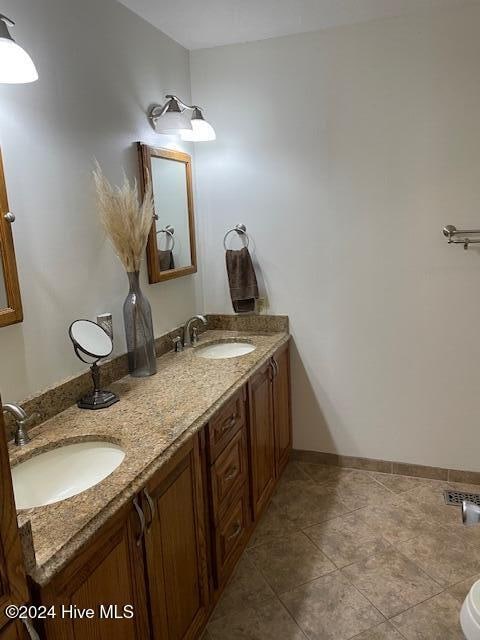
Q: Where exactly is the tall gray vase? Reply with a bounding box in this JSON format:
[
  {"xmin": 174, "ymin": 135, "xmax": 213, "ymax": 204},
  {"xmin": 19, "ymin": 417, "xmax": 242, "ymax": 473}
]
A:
[{"xmin": 123, "ymin": 271, "xmax": 157, "ymax": 377}]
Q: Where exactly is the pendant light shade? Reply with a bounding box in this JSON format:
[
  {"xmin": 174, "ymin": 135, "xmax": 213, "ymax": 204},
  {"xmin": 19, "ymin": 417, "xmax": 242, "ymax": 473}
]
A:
[
  {"xmin": 151, "ymin": 97, "xmax": 192, "ymax": 134},
  {"xmin": 0, "ymin": 14, "xmax": 38, "ymax": 84},
  {"xmin": 180, "ymin": 107, "xmax": 216, "ymax": 142}
]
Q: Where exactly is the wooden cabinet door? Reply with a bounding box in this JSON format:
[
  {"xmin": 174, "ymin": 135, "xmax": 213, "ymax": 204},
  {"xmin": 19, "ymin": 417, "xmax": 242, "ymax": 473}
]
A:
[
  {"xmin": 272, "ymin": 342, "xmax": 292, "ymax": 476},
  {"xmin": 0, "ymin": 400, "xmax": 29, "ymax": 636},
  {"xmin": 0, "ymin": 621, "xmax": 28, "ymax": 640},
  {"xmin": 143, "ymin": 436, "xmax": 209, "ymax": 640},
  {"xmin": 248, "ymin": 362, "xmax": 276, "ymax": 520},
  {"xmin": 41, "ymin": 503, "xmax": 150, "ymax": 640}
]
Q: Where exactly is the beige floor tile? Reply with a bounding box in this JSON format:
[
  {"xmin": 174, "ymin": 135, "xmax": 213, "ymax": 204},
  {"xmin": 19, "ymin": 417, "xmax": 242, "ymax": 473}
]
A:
[
  {"xmin": 443, "ymin": 519, "xmax": 480, "ymax": 547},
  {"xmin": 369, "ymin": 472, "xmax": 428, "ymax": 494},
  {"xmin": 317, "ymin": 471, "xmax": 396, "ymax": 511},
  {"xmin": 280, "ymin": 461, "xmax": 313, "ymax": 484},
  {"xmin": 247, "ymin": 502, "xmax": 300, "ymax": 549},
  {"xmin": 210, "ymin": 556, "xmax": 275, "ymax": 621},
  {"xmin": 391, "ymin": 592, "xmax": 464, "ymax": 639},
  {"xmin": 298, "ymin": 462, "xmax": 355, "ymax": 485},
  {"xmin": 414, "ymin": 501, "xmax": 461, "ymax": 526},
  {"xmin": 304, "ymin": 510, "xmax": 391, "ymax": 568},
  {"xmin": 352, "ymin": 621, "xmax": 405, "ymax": 639},
  {"xmin": 357, "ymin": 496, "xmax": 433, "ymax": 545},
  {"xmin": 207, "ymin": 598, "xmax": 307, "ymax": 640},
  {"xmin": 248, "ymin": 531, "xmax": 335, "ymax": 594},
  {"xmin": 405, "ymin": 482, "xmax": 462, "ymax": 526},
  {"xmin": 448, "ymin": 572, "xmax": 480, "ymax": 603},
  {"xmin": 405, "ymin": 480, "xmax": 451, "ymax": 504},
  {"xmin": 396, "ymin": 527, "xmax": 480, "ymax": 587},
  {"xmin": 272, "ymin": 478, "xmax": 352, "ymax": 529},
  {"xmin": 342, "ymin": 549, "xmax": 442, "ymax": 618},
  {"xmin": 205, "ymin": 461, "xmax": 475, "ymax": 637},
  {"xmin": 281, "ymin": 570, "xmax": 384, "ymax": 640}
]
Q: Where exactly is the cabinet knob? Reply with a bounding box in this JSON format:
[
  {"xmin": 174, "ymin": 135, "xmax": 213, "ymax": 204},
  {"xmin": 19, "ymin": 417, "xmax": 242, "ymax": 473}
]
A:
[{"xmin": 4, "ymin": 212, "xmax": 15, "ymax": 223}]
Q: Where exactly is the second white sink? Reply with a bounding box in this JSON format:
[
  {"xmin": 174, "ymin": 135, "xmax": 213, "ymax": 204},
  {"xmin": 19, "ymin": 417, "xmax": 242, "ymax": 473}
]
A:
[
  {"xmin": 12, "ymin": 441, "xmax": 125, "ymax": 510},
  {"xmin": 196, "ymin": 341, "xmax": 256, "ymax": 360}
]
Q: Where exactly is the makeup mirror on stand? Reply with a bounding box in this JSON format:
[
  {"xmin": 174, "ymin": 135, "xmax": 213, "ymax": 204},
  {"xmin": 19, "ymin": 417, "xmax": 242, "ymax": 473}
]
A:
[{"xmin": 69, "ymin": 319, "xmax": 119, "ymax": 410}]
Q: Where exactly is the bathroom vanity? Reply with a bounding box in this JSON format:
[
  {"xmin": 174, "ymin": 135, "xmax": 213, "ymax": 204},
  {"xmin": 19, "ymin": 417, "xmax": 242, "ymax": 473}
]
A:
[{"xmin": 2, "ymin": 327, "xmax": 291, "ymax": 640}]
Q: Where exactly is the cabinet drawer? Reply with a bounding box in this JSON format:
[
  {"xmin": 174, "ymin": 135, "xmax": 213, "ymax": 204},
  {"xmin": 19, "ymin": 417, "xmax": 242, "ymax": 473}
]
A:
[
  {"xmin": 214, "ymin": 483, "xmax": 250, "ymax": 588},
  {"xmin": 211, "ymin": 427, "xmax": 248, "ymax": 523},
  {"xmin": 207, "ymin": 388, "xmax": 246, "ymax": 461}
]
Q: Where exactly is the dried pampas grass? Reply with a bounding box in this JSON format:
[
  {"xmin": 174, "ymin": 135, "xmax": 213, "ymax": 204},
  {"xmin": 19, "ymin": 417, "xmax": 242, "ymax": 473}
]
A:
[{"xmin": 93, "ymin": 162, "xmax": 154, "ymax": 272}]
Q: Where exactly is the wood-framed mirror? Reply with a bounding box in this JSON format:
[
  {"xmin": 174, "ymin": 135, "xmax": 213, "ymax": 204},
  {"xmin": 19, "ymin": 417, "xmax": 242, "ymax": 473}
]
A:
[
  {"xmin": 0, "ymin": 149, "xmax": 22, "ymax": 328},
  {"xmin": 138, "ymin": 143, "xmax": 197, "ymax": 284}
]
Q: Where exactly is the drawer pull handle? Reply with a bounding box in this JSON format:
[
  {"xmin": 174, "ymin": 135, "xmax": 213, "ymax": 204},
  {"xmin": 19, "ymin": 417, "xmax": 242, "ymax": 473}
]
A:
[
  {"xmin": 272, "ymin": 357, "xmax": 279, "ymax": 377},
  {"xmin": 22, "ymin": 618, "xmax": 40, "ymax": 640},
  {"xmin": 133, "ymin": 496, "xmax": 146, "ymax": 546},
  {"xmin": 221, "ymin": 415, "xmax": 237, "ymax": 433},
  {"xmin": 224, "ymin": 465, "xmax": 239, "ymax": 482},
  {"xmin": 227, "ymin": 522, "xmax": 242, "ymax": 541},
  {"xmin": 143, "ymin": 488, "xmax": 156, "ymax": 531}
]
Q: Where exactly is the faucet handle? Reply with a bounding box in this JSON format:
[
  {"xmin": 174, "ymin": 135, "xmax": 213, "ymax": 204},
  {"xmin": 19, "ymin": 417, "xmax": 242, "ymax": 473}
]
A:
[
  {"xmin": 172, "ymin": 335, "xmax": 183, "ymax": 353},
  {"xmin": 192, "ymin": 326, "xmax": 199, "ymax": 345},
  {"xmin": 23, "ymin": 411, "xmax": 40, "ymax": 427}
]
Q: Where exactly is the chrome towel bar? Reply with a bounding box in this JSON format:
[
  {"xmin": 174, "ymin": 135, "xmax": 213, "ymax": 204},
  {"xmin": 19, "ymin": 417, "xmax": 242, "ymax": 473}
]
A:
[{"xmin": 443, "ymin": 225, "xmax": 480, "ymax": 250}]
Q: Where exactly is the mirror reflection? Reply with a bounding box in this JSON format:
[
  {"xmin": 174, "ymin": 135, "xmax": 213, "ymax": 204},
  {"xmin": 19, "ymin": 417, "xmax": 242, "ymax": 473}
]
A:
[
  {"xmin": 152, "ymin": 156, "xmax": 192, "ymax": 273},
  {"xmin": 0, "ymin": 148, "xmax": 23, "ymax": 327},
  {"xmin": 0, "ymin": 245, "xmax": 6, "ymax": 310}
]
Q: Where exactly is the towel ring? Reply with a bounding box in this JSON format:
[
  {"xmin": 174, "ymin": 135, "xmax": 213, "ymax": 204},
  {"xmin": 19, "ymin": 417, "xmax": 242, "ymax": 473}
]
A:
[
  {"xmin": 223, "ymin": 224, "xmax": 249, "ymax": 250},
  {"xmin": 157, "ymin": 225, "xmax": 175, "ymax": 250}
]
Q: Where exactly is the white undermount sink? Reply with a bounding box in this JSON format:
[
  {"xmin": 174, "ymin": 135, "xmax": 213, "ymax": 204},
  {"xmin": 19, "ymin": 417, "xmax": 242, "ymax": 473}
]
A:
[
  {"xmin": 12, "ymin": 441, "xmax": 125, "ymax": 510},
  {"xmin": 196, "ymin": 341, "xmax": 256, "ymax": 360}
]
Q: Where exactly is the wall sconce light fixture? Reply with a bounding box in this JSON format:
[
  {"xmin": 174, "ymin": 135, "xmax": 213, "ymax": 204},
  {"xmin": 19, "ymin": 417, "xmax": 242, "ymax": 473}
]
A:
[
  {"xmin": 149, "ymin": 95, "xmax": 216, "ymax": 142},
  {"xmin": 0, "ymin": 14, "xmax": 38, "ymax": 84}
]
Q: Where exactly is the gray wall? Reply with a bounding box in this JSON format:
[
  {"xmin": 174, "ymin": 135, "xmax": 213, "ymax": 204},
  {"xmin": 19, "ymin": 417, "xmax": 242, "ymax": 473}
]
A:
[
  {"xmin": 191, "ymin": 5, "xmax": 480, "ymax": 471},
  {"xmin": 0, "ymin": 0, "xmax": 203, "ymax": 401}
]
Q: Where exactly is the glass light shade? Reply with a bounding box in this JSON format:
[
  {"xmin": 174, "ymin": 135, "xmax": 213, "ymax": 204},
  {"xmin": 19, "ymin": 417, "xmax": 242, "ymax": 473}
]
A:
[
  {"xmin": 181, "ymin": 118, "xmax": 216, "ymax": 142},
  {"xmin": 0, "ymin": 37, "xmax": 38, "ymax": 83},
  {"xmin": 154, "ymin": 109, "xmax": 192, "ymax": 134}
]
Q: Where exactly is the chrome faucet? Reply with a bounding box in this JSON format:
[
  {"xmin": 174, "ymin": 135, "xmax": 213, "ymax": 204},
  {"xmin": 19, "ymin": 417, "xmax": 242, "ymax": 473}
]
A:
[
  {"xmin": 3, "ymin": 404, "xmax": 39, "ymax": 446},
  {"xmin": 183, "ymin": 315, "xmax": 207, "ymax": 348}
]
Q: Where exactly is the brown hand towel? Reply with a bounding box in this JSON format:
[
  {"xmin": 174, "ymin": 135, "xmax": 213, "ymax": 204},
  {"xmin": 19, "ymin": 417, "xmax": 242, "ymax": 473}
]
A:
[
  {"xmin": 226, "ymin": 247, "xmax": 259, "ymax": 313},
  {"xmin": 158, "ymin": 250, "xmax": 174, "ymax": 272}
]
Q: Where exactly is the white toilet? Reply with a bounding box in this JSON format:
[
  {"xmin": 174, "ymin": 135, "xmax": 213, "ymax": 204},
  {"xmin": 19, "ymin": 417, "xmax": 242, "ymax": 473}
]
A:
[{"xmin": 461, "ymin": 580, "xmax": 480, "ymax": 638}]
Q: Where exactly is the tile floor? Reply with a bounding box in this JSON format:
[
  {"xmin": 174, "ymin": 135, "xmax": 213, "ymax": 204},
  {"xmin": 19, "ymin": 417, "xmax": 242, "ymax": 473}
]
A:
[{"xmin": 202, "ymin": 460, "xmax": 480, "ymax": 639}]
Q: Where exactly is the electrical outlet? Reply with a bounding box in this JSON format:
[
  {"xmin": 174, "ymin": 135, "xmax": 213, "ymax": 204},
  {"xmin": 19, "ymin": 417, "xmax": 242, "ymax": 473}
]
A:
[{"xmin": 97, "ymin": 313, "xmax": 113, "ymax": 338}]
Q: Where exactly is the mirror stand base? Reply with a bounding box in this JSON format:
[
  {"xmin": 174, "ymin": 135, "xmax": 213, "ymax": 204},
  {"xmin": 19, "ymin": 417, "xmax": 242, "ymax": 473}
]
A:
[{"xmin": 77, "ymin": 389, "xmax": 119, "ymax": 410}]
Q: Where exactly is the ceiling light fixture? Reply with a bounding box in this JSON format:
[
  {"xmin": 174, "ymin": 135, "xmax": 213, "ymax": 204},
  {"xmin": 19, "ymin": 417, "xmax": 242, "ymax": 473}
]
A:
[
  {"xmin": 149, "ymin": 95, "xmax": 215, "ymax": 142},
  {"xmin": 0, "ymin": 14, "xmax": 38, "ymax": 84}
]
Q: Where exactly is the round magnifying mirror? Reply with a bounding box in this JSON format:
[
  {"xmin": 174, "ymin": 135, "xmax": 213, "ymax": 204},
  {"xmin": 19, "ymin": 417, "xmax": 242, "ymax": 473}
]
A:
[
  {"xmin": 68, "ymin": 320, "xmax": 118, "ymax": 410},
  {"xmin": 69, "ymin": 320, "xmax": 113, "ymax": 361}
]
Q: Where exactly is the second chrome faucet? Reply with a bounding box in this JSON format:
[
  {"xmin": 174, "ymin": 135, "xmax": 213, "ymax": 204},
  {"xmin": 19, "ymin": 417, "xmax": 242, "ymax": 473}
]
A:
[{"xmin": 173, "ymin": 315, "xmax": 208, "ymax": 352}]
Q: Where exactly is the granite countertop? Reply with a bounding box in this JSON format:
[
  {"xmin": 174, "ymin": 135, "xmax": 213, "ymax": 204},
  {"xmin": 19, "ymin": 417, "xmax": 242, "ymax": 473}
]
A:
[{"xmin": 9, "ymin": 329, "xmax": 289, "ymax": 587}]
